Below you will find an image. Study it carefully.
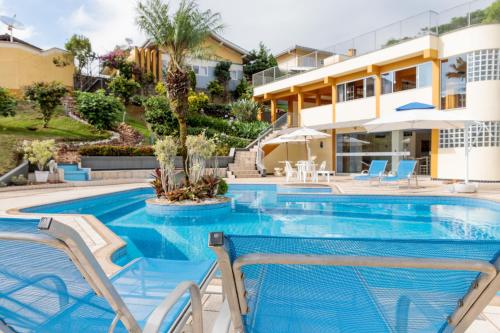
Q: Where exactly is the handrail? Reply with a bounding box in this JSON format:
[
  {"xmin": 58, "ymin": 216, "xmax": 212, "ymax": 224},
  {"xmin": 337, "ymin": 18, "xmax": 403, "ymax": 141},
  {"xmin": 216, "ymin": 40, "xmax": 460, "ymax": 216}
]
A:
[
  {"xmin": 252, "ymin": 0, "xmax": 497, "ymax": 87},
  {"xmin": 245, "ymin": 113, "xmax": 288, "ymax": 149}
]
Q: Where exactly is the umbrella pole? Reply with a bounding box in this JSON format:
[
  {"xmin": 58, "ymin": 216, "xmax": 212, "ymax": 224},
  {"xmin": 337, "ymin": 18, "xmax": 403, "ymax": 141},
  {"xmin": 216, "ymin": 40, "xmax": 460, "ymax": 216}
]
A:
[
  {"xmin": 464, "ymin": 122, "xmax": 470, "ymax": 184},
  {"xmin": 286, "ymin": 142, "xmax": 289, "ymax": 160}
]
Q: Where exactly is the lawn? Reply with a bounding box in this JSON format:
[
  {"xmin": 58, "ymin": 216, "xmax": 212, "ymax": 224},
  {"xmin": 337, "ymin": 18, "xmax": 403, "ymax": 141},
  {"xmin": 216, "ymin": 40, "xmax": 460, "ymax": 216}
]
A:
[
  {"xmin": 123, "ymin": 105, "xmax": 151, "ymax": 142},
  {"xmin": 0, "ymin": 104, "xmax": 110, "ymax": 175}
]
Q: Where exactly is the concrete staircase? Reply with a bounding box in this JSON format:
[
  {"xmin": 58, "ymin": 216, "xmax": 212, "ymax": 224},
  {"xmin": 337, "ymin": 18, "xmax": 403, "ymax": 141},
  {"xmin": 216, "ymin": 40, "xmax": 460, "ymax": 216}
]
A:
[{"xmin": 227, "ymin": 130, "xmax": 281, "ymax": 179}]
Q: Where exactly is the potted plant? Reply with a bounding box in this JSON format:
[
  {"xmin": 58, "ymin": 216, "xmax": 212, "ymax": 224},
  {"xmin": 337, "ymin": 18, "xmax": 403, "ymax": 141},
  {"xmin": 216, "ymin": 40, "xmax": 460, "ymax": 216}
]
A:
[{"xmin": 22, "ymin": 139, "xmax": 56, "ymax": 183}]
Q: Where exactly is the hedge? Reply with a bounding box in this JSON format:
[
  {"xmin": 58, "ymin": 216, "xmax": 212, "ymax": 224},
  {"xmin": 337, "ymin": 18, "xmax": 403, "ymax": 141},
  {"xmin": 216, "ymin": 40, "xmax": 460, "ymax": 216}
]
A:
[{"xmin": 79, "ymin": 145, "xmax": 154, "ymax": 156}]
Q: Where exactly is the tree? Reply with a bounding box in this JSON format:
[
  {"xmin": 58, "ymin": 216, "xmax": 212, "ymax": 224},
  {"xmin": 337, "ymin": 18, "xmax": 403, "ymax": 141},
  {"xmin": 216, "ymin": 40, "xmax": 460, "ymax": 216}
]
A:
[
  {"xmin": 75, "ymin": 90, "xmax": 123, "ymax": 130},
  {"xmin": 64, "ymin": 34, "xmax": 95, "ymax": 74},
  {"xmin": 136, "ymin": 0, "xmax": 223, "ymax": 182},
  {"xmin": 144, "ymin": 95, "xmax": 178, "ymax": 136},
  {"xmin": 243, "ymin": 42, "xmax": 277, "ymax": 80},
  {"xmin": 108, "ymin": 76, "xmax": 141, "ymax": 105},
  {"xmin": 233, "ymin": 77, "xmax": 253, "ymax": 100},
  {"xmin": 0, "ymin": 87, "xmax": 17, "ymax": 117},
  {"xmin": 24, "ymin": 82, "xmax": 67, "ymax": 128},
  {"xmin": 214, "ymin": 61, "xmax": 231, "ymax": 101}
]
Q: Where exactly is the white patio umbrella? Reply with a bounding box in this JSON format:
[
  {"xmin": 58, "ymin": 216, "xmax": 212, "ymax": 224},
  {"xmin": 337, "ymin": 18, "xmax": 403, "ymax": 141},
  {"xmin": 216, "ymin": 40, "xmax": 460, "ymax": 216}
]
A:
[
  {"xmin": 363, "ymin": 107, "xmax": 476, "ymax": 184},
  {"xmin": 262, "ymin": 136, "xmax": 305, "ymax": 160},
  {"xmin": 279, "ymin": 127, "xmax": 331, "ymax": 160}
]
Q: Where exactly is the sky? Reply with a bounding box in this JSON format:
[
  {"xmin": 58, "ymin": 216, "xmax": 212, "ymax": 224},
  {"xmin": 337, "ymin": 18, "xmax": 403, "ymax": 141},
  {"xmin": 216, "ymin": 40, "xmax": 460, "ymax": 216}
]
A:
[{"xmin": 0, "ymin": 0, "xmax": 470, "ymax": 54}]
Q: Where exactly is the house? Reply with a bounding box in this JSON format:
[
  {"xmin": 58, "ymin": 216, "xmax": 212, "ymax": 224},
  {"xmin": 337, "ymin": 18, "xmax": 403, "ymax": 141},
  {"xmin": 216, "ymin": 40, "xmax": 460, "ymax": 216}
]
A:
[
  {"xmin": 0, "ymin": 34, "xmax": 74, "ymax": 94},
  {"xmin": 131, "ymin": 32, "xmax": 248, "ymax": 91},
  {"xmin": 252, "ymin": 2, "xmax": 500, "ymax": 182}
]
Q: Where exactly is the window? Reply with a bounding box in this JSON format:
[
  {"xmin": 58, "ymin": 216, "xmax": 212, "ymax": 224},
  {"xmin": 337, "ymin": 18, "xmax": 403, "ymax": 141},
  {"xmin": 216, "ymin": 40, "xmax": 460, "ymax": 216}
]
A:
[
  {"xmin": 439, "ymin": 121, "xmax": 500, "ymax": 148},
  {"xmin": 417, "ymin": 62, "xmax": 432, "ymax": 88},
  {"xmin": 336, "ymin": 84, "xmax": 345, "ymax": 102},
  {"xmin": 381, "ymin": 72, "xmax": 393, "ymax": 94},
  {"xmin": 394, "ymin": 67, "xmax": 416, "ymax": 92},
  {"xmin": 467, "ymin": 49, "xmax": 500, "ymax": 82},
  {"xmin": 441, "ymin": 54, "xmax": 467, "ymax": 110},
  {"xmin": 230, "ymin": 70, "xmax": 239, "ymax": 80},
  {"xmin": 346, "ymin": 79, "xmax": 364, "ymax": 101},
  {"xmin": 365, "ymin": 77, "xmax": 375, "ymax": 97},
  {"xmin": 192, "ymin": 65, "xmax": 208, "ymax": 76}
]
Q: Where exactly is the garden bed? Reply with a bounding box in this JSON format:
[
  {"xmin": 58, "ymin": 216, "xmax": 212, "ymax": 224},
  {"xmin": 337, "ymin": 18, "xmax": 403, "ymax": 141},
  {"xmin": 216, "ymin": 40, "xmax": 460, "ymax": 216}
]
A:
[{"xmin": 145, "ymin": 196, "xmax": 231, "ymax": 217}]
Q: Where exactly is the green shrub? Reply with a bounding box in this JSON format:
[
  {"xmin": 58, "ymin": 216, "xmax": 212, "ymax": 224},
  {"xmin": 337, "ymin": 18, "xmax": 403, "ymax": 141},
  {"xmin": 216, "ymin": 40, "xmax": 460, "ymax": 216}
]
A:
[
  {"xmin": 201, "ymin": 103, "xmax": 231, "ymax": 118},
  {"xmin": 24, "ymin": 81, "xmax": 67, "ymax": 127},
  {"xmin": 188, "ymin": 91, "xmax": 209, "ymax": 114},
  {"xmin": 0, "ymin": 87, "xmax": 17, "ymax": 117},
  {"xmin": 79, "ymin": 145, "xmax": 154, "ymax": 156},
  {"xmin": 130, "ymin": 94, "xmax": 146, "ymax": 106},
  {"xmin": 108, "ymin": 76, "xmax": 141, "ymax": 104},
  {"xmin": 207, "ymin": 80, "xmax": 224, "ymax": 101},
  {"xmin": 217, "ymin": 178, "xmax": 228, "ymax": 195},
  {"xmin": 144, "ymin": 95, "xmax": 178, "ymax": 136},
  {"xmin": 233, "ymin": 78, "xmax": 253, "ymax": 100},
  {"xmin": 230, "ymin": 99, "xmax": 260, "ymax": 122},
  {"xmin": 76, "ymin": 90, "xmax": 123, "ymax": 130},
  {"xmin": 187, "ymin": 114, "xmax": 267, "ymax": 140}
]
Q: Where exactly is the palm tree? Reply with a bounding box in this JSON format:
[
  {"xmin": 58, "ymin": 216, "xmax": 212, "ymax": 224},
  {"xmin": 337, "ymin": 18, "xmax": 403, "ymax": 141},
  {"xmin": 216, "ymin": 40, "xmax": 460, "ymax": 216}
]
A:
[{"xmin": 136, "ymin": 0, "xmax": 223, "ymax": 182}]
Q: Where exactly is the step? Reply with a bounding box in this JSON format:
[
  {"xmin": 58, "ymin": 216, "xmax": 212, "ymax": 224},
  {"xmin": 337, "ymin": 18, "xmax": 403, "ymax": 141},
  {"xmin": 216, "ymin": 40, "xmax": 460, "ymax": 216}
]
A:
[
  {"xmin": 58, "ymin": 163, "xmax": 79, "ymax": 171},
  {"xmin": 64, "ymin": 170, "xmax": 89, "ymax": 181}
]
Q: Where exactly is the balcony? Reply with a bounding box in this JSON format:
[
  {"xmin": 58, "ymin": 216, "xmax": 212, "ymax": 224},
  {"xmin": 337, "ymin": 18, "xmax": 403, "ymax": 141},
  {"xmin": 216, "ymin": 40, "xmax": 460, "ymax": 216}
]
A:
[{"xmin": 252, "ymin": 0, "xmax": 498, "ymax": 88}]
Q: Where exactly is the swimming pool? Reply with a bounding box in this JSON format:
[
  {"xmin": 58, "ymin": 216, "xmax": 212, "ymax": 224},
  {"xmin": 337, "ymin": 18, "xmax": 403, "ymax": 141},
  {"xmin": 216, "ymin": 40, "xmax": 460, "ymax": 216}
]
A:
[{"xmin": 22, "ymin": 184, "xmax": 500, "ymax": 263}]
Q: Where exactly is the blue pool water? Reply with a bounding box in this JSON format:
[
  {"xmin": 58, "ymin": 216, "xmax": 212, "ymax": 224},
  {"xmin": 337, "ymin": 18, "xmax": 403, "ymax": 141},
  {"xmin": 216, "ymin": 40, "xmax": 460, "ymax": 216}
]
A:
[{"xmin": 22, "ymin": 184, "xmax": 500, "ymax": 263}]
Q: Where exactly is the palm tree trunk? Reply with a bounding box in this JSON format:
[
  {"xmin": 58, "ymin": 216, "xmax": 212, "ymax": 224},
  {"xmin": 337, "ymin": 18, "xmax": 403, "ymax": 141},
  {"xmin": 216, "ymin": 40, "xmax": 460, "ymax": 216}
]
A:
[{"xmin": 167, "ymin": 66, "xmax": 191, "ymax": 184}]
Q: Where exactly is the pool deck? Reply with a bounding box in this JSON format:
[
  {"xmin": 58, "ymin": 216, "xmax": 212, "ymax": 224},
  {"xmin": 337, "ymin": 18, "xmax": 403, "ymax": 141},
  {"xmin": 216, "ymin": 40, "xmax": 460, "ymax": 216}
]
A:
[{"xmin": 0, "ymin": 177, "xmax": 499, "ymax": 332}]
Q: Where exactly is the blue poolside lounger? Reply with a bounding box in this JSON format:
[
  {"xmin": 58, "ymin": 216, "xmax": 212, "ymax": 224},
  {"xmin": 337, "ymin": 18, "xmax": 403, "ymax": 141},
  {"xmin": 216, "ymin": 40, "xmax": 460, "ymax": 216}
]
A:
[
  {"xmin": 381, "ymin": 159, "xmax": 418, "ymax": 187},
  {"xmin": 209, "ymin": 232, "xmax": 500, "ymax": 333},
  {"xmin": 353, "ymin": 160, "xmax": 388, "ymax": 181},
  {"xmin": 0, "ymin": 218, "xmax": 215, "ymax": 333}
]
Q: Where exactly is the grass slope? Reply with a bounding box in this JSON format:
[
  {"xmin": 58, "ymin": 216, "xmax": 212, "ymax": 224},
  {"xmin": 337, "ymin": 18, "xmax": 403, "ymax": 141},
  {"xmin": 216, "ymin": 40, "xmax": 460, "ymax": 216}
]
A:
[{"xmin": 0, "ymin": 104, "xmax": 110, "ymax": 175}]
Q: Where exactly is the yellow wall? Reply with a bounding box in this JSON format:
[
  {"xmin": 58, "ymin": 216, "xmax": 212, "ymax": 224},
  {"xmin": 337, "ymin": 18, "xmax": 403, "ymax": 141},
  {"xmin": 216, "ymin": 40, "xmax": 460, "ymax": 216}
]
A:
[
  {"xmin": 203, "ymin": 36, "xmax": 244, "ymax": 64},
  {"xmin": 0, "ymin": 43, "xmax": 74, "ymax": 93}
]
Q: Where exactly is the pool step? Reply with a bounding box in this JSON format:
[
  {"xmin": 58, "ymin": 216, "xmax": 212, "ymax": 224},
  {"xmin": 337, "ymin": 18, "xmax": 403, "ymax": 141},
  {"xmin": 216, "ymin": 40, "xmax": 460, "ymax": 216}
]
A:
[{"xmin": 58, "ymin": 164, "xmax": 91, "ymax": 182}]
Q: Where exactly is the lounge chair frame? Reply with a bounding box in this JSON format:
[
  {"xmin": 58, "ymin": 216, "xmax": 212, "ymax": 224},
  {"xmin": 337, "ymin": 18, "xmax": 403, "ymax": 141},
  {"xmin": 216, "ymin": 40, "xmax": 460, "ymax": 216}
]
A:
[
  {"xmin": 208, "ymin": 232, "xmax": 500, "ymax": 333},
  {"xmin": 0, "ymin": 218, "xmax": 214, "ymax": 333}
]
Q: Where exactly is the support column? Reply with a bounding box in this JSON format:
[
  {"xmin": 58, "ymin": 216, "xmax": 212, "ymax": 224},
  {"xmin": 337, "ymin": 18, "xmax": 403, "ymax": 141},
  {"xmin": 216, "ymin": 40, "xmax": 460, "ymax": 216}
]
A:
[
  {"xmin": 431, "ymin": 129, "xmax": 439, "ymax": 179},
  {"xmin": 297, "ymin": 92, "xmax": 304, "ymax": 127},
  {"xmin": 145, "ymin": 48, "xmax": 151, "ymax": 74},
  {"xmin": 287, "ymin": 98, "xmax": 293, "ymax": 127},
  {"xmin": 151, "ymin": 49, "xmax": 158, "ymax": 80},
  {"xmin": 431, "ymin": 58, "xmax": 441, "ymax": 178},
  {"xmin": 375, "ymin": 73, "xmax": 381, "ymax": 118},
  {"xmin": 270, "ymin": 99, "xmax": 277, "ymax": 123},
  {"xmin": 331, "ymin": 129, "xmax": 337, "ymax": 172},
  {"xmin": 315, "ymin": 93, "xmax": 321, "ymax": 106}
]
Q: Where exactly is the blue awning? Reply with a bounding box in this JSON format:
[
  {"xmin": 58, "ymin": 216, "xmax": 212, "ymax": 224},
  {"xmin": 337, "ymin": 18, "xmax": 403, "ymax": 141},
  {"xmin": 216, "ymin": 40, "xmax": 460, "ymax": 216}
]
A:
[{"xmin": 396, "ymin": 102, "xmax": 435, "ymax": 111}]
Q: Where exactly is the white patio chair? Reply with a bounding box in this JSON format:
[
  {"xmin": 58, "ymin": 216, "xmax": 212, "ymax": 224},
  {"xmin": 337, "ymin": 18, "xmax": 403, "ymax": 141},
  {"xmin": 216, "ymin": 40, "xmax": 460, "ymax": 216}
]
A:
[
  {"xmin": 284, "ymin": 161, "xmax": 298, "ymax": 182},
  {"xmin": 316, "ymin": 161, "xmax": 334, "ymax": 182}
]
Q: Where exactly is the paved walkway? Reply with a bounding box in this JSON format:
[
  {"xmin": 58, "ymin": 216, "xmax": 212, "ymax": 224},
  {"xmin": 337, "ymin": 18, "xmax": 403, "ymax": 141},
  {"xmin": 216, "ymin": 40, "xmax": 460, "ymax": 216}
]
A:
[{"xmin": 0, "ymin": 178, "xmax": 499, "ymax": 332}]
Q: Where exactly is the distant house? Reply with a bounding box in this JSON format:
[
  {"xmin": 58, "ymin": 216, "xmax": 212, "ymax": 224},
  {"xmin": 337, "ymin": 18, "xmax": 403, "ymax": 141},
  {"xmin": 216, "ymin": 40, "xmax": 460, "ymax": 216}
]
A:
[
  {"xmin": 0, "ymin": 34, "xmax": 74, "ymax": 94},
  {"xmin": 131, "ymin": 32, "xmax": 248, "ymax": 91},
  {"xmin": 275, "ymin": 45, "xmax": 334, "ymax": 71}
]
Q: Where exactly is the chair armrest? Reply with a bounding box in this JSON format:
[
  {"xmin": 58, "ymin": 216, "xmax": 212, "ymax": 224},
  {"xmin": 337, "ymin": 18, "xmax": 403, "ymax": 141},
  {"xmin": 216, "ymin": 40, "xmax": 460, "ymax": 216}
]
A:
[{"xmin": 143, "ymin": 280, "xmax": 203, "ymax": 333}]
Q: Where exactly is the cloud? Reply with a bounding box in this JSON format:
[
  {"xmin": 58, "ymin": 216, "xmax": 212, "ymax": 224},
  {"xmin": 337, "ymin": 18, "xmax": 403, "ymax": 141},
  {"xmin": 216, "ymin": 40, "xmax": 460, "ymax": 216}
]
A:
[{"xmin": 60, "ymin": 0, "xmax": 146, "ymax": 54}]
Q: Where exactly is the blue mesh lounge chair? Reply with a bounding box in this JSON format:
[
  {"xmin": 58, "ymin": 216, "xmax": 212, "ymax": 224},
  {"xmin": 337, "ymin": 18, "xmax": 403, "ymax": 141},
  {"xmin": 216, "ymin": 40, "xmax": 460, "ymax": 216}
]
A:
[
  {"xmin": 208, "ymin": 232, "xmax": 500, "ymax": 333},
  {"xmin": 0, "ymin": 218, "xmax": 216, "ymax": 333},
  {"xmin": 381, "ymin": 160, "xmax": 418, "ymax": 187},
  {"xmin": 353, "ymin": 160, "xmax": 388, "ymax": 182}
]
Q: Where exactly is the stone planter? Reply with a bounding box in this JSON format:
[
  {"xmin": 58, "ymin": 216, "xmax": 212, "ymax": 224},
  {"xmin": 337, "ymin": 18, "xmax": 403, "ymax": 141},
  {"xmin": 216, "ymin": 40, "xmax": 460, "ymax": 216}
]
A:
[
  {"xmin": 145, "ymin": 197, "xmax": 231, "ymax": 218},
  {"xmin": 34, "ymin": 170, "xmax": 49, "ymax": 183}
]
